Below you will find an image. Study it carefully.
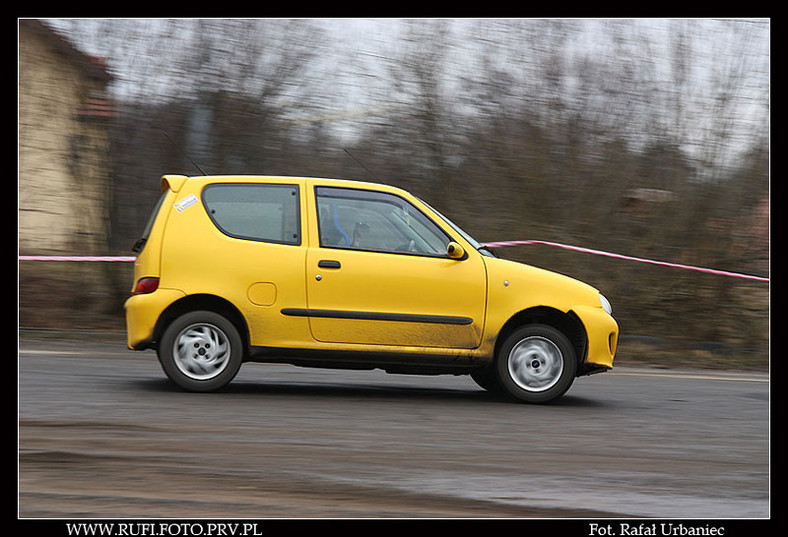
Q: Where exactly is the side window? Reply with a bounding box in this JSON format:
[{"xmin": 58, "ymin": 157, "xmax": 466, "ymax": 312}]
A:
[
  {"xmin": 203, "ymin": 184, "xmax": 300, "ymax": 245},
  {"xmin": 315, "ymin": 186, "xmax": 450, "ymax": 256}
]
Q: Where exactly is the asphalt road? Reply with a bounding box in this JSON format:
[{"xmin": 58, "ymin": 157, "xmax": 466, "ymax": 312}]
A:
[{"xmin": 18, "ymin": 337, "xmax": 769, "ymax": 519}]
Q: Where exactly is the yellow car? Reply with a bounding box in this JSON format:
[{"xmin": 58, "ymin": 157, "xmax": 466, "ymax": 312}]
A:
[{"xmin": 125, "ymin": 175, "xmax": 618, "ymax": 403}]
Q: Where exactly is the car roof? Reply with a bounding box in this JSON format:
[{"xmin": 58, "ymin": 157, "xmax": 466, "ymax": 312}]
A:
[{"xmin": 161, "ymin": 174, "xmax": 407, "ymax": 196}]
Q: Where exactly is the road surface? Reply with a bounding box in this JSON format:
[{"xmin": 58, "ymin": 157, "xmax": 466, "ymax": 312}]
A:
[{"xmin": 18, "ymin": 337, "xmax": 769, "ymax": 519}]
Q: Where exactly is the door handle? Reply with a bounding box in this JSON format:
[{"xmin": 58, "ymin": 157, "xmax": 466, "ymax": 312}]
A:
[{"xmin": 318, "ymin": 260, "xmax": 341, "ymax": 269}]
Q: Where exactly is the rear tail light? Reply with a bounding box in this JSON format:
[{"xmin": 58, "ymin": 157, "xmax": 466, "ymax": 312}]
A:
[{"xmin": 132, "ymin": 277, "xmax": 159, "ymax": 295}]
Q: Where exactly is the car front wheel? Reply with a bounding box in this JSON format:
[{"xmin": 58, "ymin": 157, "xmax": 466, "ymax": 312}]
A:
[
  {"xmin": 158, "ymin": 311, "xmax": 243, "ymax": 392},
  {"xmin": 496, "ymin": 324, "xmax": 576, "ymax": 403}
]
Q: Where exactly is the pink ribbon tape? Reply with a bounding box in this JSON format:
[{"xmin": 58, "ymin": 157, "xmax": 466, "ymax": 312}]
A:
[
  {"xmin": 20, "ymin": 241, "xmax": 769, "ymax": 283},
  {"xmin": 481, "ymin": 240, "xmax": 769, "ymax": 282},
  {"xmin": 19, "ymin": 256, "xmax": 136, "ymax": 262}
]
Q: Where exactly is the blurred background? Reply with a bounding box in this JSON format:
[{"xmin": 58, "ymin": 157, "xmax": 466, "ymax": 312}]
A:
[{"xmin": 18, "ymin": 18, "xmax": 769, "ymax": 369}]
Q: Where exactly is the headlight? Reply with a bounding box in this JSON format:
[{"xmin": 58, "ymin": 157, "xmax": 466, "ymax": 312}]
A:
[{"xmin": 599, "ymin": 293, "xmax": 612, "ymax": 315}]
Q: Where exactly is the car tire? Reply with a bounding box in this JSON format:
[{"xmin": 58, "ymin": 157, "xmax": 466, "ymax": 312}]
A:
[
  {"xmin": 495, "ymin": 324, "xmax": 576, "ymax": 403},
  {"xmin": 157, "ymin": 311, "xmax": 244, "ymax": 392}
]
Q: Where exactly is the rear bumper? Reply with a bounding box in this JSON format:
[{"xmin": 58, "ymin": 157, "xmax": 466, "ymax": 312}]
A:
[{"xmin": 124, "ymin": 288, "xmax": 185, "ymax": 350}]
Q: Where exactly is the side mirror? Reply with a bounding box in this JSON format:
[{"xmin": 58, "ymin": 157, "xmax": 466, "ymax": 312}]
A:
[{"xmin": 447, "ymin": 242, "xmax": 466, "ymax": 259}]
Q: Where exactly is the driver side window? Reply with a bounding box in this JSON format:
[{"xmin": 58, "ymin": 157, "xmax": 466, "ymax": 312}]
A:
[{"xmin": 315, "ymin": 187, "xmax": 450, "ymax": 256}]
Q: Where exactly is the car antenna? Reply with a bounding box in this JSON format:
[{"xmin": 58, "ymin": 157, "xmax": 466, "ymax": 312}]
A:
[
  {"xmin": 161, "ymin": 130, "xmax": 209, "ymax": 176},
  {"xmin": 343, "ymin": 148, "xmax": 385, "ymax": 185}
]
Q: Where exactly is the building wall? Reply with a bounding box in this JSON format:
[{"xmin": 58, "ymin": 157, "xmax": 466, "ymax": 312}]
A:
[{"xmin": 19, "ymin": 20, "xmax": 112, "ymax": 254}]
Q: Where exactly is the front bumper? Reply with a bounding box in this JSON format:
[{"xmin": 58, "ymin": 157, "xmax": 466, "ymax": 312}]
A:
[{"xmin": 572, "ymin": 305, "xmax": 619, "ymax": 370}]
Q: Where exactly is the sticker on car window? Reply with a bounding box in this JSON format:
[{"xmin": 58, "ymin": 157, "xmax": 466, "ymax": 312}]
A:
[{"xmin": 174, "ymin": 194, "xmax": 198, "ymax": 213}]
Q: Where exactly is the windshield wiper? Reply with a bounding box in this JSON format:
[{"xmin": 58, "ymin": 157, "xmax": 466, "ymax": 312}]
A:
[{"xmin": 132, "ymin": 237, "xmax": 146, "ymax": 253}]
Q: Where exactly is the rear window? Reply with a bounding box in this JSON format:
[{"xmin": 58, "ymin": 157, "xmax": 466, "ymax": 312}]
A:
[
  {"xmin": 132, "ymin": 192, "xmax": 167, "ymax": 253},
  {"xmin": 202, "ymin": 183, "xmax": 301, "ymax": 245}
]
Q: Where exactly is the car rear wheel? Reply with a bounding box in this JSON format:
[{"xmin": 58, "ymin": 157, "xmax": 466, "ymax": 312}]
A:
[
  {"xmin": 158, "ymin": 311, "xmax": 243, "ymax": 392},
  {"xmin": 496, "ymin": 324, "xmax": 576, "ymax": 403}
]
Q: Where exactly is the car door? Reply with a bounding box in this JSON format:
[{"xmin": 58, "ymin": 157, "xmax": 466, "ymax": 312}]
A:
[{"xmin": 300, "ymin": 185, "xmax": 487, "ymax": 349}]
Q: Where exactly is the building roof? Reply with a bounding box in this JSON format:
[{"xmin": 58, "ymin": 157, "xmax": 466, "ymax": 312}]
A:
[{"xmin": 19, "ymin": 19, "xmax": 113, "ymax": 83}]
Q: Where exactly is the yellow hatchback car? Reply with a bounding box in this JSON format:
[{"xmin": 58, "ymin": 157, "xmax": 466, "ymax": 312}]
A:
[{"xmin": 125, "ymin": 175, "xmax": 618, "ymax": 403}]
